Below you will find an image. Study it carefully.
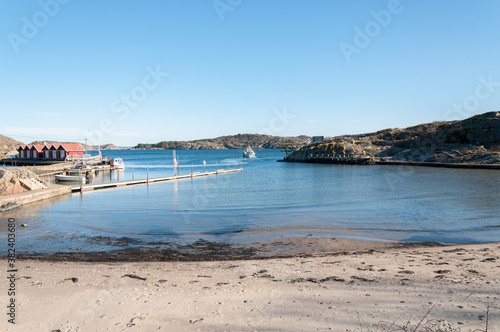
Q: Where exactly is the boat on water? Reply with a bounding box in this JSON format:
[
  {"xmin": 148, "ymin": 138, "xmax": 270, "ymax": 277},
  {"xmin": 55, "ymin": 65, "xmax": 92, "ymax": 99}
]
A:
[
  {"xmin": 54, "ymin": 174, "xmax": 87, "ymax": 183},
  {"xmin": 111, "ymin": 157, "xmax": 125, "ymax": 169},
  {"xmin": 243, "ymin": 147, "xmax": 256, "ymax": 158}
]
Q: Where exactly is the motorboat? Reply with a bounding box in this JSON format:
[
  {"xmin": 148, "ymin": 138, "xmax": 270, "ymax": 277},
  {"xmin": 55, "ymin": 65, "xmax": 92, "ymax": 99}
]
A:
[
  {"xmin": 54, "ymin": 174, "xmax": 87, "ymax": 183},
  {"xmin": 111, "ymin": 157, "xmax": 125, "ymax": 169},
  {"xmin": 243, "ymin": 147, "xmax": 256, "ymax": 158}
]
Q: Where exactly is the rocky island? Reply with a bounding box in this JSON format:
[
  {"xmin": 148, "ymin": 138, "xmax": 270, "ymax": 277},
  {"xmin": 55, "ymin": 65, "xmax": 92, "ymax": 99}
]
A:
[
  {"xmin": 134, "ymin": 134, "xmax": 311, "ymax": 150},
  {"xmin": 284, "ymin": 111, "xmax": 500, "ymax": 167}
]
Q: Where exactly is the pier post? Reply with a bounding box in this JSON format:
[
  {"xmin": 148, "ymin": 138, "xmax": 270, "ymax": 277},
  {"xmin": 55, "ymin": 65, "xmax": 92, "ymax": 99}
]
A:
[
  {"xmin": 191, "ymin": 163, "xmax": 193, "ymax": 178},
  {"xmin": 216, "ymin": 161, "xmax": 218, "ymax": 174},
  {"xmin": 147, "ymin": 164, "xmax": 149, "ymax": 184},
  {"xmin": 132, "ymin": 166, "xmax": 134, "ymax": 180},
  {"xmin": 79, "ymin": 169, "xmax": 83, "ymax": 192}
]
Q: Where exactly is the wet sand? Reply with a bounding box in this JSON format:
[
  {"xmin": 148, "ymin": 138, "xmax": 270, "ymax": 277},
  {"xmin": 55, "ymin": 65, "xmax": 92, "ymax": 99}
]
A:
[{"xmin": 2, "ymin": 238, "xmax": 500, "ymax": 331}]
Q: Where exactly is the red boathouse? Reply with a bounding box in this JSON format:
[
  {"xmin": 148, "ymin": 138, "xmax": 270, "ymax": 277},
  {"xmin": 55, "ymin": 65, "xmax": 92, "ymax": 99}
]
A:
[{"xmin": 18, "ymin": 143, "xmax": 85, "ymax": 160}]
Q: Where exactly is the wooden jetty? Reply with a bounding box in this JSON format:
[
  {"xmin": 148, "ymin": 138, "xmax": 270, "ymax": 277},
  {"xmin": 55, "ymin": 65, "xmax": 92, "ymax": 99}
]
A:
[
  {"xmin": 1, "ymin": 158, "xmax": 70, "ymax": 167},
  {"xmin": 71, "ymin": 168, "xmax": 242, "ymax": 192}
]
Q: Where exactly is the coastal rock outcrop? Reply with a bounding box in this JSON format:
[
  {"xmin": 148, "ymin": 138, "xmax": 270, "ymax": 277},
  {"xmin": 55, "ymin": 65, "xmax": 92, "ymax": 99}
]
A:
[
  {"xmin": 286, "ymin": 112, "xmax": 500, "ymax": 164},
  {"xmin": 0, "ymin": 135, "xmax": 24, "ymax": 157},
  {"xmin": 0, "ymin": 169, "xmax": 27, "ymax": 195},
  {"xmin": 0, "ymin": 168, "xmax": 49, "ymax": 196}
]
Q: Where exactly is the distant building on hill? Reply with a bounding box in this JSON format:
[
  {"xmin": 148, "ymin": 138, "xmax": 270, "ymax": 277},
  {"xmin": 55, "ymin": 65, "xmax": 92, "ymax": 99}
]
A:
[
  {"xmin": 312, "ymin": 136, "xmax": 324, "ymax": 143},
  {"xmin": 17, "ymin": 143, "xmax": 85, "ymax": 160}
]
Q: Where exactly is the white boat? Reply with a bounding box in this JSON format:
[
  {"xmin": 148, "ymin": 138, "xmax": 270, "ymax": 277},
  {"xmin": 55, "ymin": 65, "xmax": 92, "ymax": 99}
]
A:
[
  {"xmin": 111, "ymin": 157, "xmax": 125, "ymax": 169},
  {"xmin": 243, "ymin": 147, "xmax": 256, "ymax": 158},
  {"xmin": 54, "ymin": 174, "xmax": 87, "ymax": 183}
]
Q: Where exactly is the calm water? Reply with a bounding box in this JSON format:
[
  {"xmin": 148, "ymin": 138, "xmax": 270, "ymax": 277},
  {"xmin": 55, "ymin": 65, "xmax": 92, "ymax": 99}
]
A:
[{"xmin": 2, "ymin": 149, "xmax": 499, "ymax": 254}]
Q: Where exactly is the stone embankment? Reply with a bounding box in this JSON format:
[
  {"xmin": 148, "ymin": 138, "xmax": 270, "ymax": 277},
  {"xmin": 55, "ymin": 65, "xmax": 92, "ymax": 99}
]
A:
[
  {"xmin": 0, "ymin": 167, "xmax": 71, "ymax": 211},
  {"xmin": 284, "ymin": 112, "xmax": 500, "ymax": 167}
]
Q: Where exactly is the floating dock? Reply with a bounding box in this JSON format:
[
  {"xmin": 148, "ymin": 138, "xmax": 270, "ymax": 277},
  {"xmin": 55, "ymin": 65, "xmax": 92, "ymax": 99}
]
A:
[{"xmin": 71, "ymin": 168, "xmax": 242, "ymax": 192}]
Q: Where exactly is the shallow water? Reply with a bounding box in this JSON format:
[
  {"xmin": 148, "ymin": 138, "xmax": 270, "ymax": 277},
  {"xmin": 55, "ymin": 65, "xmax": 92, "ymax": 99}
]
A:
[{"xmin": 1, "ymin": 149, "xmax": 499, "ymax": 254}]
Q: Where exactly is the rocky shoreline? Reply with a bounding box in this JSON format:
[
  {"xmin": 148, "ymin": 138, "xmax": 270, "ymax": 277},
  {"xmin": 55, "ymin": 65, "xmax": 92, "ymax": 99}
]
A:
[{"xmin": 284, "ymin": 112, "xmax": 500, "ymax": 166}]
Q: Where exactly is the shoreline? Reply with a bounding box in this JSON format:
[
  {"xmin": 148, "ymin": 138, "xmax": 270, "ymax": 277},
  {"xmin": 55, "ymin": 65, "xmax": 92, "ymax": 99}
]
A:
[
  {"xmin": 9, "ymin": 236, "xmax": 491, "ymax": 262},
  {"xmin": 3, "ymin": 239, "xmax": 499, "ymax": 331},
  {"xmin": 281, "ymin": 158, "xmax": 500, "ymax": 169}
]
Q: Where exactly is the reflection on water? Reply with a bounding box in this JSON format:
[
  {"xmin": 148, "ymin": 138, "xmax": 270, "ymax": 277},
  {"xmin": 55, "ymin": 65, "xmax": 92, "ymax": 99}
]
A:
[{"xmin": 1, "ymin": 149, "xmax": 499, "ymax": 253}]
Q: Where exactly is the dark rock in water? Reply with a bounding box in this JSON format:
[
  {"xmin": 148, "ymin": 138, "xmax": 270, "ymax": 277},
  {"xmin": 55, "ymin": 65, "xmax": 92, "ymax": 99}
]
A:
[{"xmin": 0, "ymin": 202, "xmax": 20, "ymax": 212}]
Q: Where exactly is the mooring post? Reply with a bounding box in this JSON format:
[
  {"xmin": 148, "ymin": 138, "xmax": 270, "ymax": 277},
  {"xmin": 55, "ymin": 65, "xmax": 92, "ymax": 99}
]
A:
[
  {"xmin": 216, "ymin": 161, "xmax": 218, "ymax": 174},
  {"xmin": 132, "ymin": 165, "xmax": 134, "ymax": 180},
  {"xmin": 147, "ymin": 164, "xmax": 149, "ymax": 184},
  {"xmin": 191, "ymin": 163, "xmax": 193, "ymax": 178},
  {"xmin": 79, "ymin": 169, "xmax": 83, "ymax": 192}
]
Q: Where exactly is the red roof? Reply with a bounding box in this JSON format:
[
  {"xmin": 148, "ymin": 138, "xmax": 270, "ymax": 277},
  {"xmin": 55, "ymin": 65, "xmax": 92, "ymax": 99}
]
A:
[
  {"xmin": 18, "ymin": 143, "xmax": 84, "ymax": 152},
  {"xmin": 59, "ymin": 144, "xmax": 84, "ymax": 151}
]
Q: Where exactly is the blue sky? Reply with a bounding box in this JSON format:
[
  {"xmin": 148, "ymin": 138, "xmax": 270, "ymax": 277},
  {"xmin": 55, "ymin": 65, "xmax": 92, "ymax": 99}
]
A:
[{"xmin": 1, "ymin": 0, "xmax": 499, "ymax": 146}]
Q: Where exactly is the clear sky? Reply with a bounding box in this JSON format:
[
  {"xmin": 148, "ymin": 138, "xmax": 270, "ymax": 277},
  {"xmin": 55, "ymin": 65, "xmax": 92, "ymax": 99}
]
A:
[{"xmin": 1, "ymin": 0, "xmax": 499, "ymax": 146}]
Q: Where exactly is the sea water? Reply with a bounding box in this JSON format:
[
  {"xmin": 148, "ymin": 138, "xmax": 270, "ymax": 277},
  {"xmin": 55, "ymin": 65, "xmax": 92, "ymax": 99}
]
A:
[{"xmin": 1, "ymin": 149, "xmax": 499, "ymax": 254}]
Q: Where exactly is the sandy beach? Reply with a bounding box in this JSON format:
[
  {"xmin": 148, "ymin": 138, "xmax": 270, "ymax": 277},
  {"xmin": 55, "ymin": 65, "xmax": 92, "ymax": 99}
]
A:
[{"xmin": 2, "ymin": 239, "xmax": 499, "ymax": 331}]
